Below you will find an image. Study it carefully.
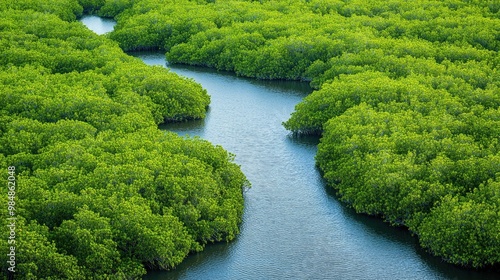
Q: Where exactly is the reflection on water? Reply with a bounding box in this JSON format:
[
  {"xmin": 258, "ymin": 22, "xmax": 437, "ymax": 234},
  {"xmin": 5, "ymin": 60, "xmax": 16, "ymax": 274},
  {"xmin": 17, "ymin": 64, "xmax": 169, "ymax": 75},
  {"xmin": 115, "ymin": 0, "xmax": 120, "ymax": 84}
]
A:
[
  {"xmin": 79, "ymin": 15, "xmax": 116, "ymax": 35},
  {"xmin": 158, "ymin": 118, "xmax": 207, "ymax": 137}
]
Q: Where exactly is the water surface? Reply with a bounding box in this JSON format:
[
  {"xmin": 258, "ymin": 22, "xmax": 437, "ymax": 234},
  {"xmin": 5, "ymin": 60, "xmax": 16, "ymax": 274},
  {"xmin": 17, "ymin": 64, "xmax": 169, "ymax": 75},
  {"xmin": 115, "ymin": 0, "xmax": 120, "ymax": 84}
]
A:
[{"xmin": 80, "ymin": 15, "xmax": 116, "ymax": 35}]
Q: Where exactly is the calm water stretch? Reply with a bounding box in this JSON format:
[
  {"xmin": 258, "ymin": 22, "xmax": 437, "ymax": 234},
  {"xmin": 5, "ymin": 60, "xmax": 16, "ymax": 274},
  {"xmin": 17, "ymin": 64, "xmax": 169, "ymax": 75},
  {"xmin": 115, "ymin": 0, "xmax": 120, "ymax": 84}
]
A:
[{"xmin": 82, "ymin": 16, "xmax": 499, "ymax": 280}]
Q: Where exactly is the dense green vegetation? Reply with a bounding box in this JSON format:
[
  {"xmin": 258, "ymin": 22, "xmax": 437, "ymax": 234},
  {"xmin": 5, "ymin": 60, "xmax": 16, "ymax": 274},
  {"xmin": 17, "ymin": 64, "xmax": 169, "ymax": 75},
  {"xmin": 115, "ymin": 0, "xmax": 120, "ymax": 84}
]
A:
[
  {"xmin": 1, "ymin": 1, "xmax": 248, "ymax": 278},
  {"xmin": 96, "ymin": 0, "xmax": 500, "ymax": 269}
]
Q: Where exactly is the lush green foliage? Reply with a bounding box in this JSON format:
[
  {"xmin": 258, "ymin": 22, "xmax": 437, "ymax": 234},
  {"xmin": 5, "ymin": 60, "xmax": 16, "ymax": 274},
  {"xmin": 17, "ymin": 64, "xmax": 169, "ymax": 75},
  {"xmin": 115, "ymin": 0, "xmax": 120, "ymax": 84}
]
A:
[
  {"xmin": 102, "ymin": 0, "xmax": 500, "ymax": 268},
  {"xmin": 0, "ymin": 0, "xmax": 83, "ymax": 21},
  {"xmin": 1, "ymin": 1, "xmax": 247, "ymax": 278},
  {"xmin": 105, "ymin": 0, "xmax": 499, "ymax": 81}
]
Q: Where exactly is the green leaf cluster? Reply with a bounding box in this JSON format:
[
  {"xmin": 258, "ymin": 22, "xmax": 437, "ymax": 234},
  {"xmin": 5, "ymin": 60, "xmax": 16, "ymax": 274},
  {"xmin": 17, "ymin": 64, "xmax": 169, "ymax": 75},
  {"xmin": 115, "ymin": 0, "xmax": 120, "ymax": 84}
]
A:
[
  {"xmin": 1, "ymin": 2, "xmax": 247, "ymax": 278},
  {"xmin": 106, "ymin": 0, "xmax": 498, "ymax": 83},
  {"xmin": 0, "ymin": 0, "xmax": 83, "ymax": 21}
]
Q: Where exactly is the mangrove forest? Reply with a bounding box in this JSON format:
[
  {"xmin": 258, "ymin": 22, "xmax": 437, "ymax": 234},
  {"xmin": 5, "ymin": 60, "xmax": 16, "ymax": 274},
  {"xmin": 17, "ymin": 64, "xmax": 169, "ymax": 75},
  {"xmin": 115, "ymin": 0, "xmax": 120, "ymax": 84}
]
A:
[{"xmin": 1, "ymin": 0, "xmax": 499, "ymax": 278}]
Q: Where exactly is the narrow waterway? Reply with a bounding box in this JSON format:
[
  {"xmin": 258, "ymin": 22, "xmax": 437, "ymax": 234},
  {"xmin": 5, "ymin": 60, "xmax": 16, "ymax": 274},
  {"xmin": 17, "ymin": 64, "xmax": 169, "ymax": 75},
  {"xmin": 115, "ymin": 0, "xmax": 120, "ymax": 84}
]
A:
[{"xmin": 82, "ymin": 16, "xmax": 499, "ymax": 280}]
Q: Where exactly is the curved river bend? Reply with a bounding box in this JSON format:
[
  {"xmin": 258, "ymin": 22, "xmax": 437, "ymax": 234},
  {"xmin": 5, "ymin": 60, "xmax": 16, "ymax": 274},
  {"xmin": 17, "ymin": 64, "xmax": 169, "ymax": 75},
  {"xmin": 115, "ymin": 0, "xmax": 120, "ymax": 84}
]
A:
[{"xmin": 82, "ymin": 16, "xmax": 499, "ymax": 280}]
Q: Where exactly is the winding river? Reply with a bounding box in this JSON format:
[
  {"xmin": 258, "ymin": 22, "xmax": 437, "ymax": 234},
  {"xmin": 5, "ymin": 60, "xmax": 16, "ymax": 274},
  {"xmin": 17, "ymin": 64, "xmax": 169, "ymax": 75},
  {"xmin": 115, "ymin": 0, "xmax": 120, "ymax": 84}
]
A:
[{"xmin": 82, "ymin": 16, "xmax": 499, "ymax": 280}]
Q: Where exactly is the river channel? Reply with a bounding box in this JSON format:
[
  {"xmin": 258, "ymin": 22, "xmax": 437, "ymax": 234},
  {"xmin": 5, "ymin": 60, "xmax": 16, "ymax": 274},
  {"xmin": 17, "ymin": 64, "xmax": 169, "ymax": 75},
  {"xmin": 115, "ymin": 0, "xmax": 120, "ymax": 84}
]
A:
[{"xmin": 81, "ymin": 15, "xmax": 499, "ymax": 280}]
